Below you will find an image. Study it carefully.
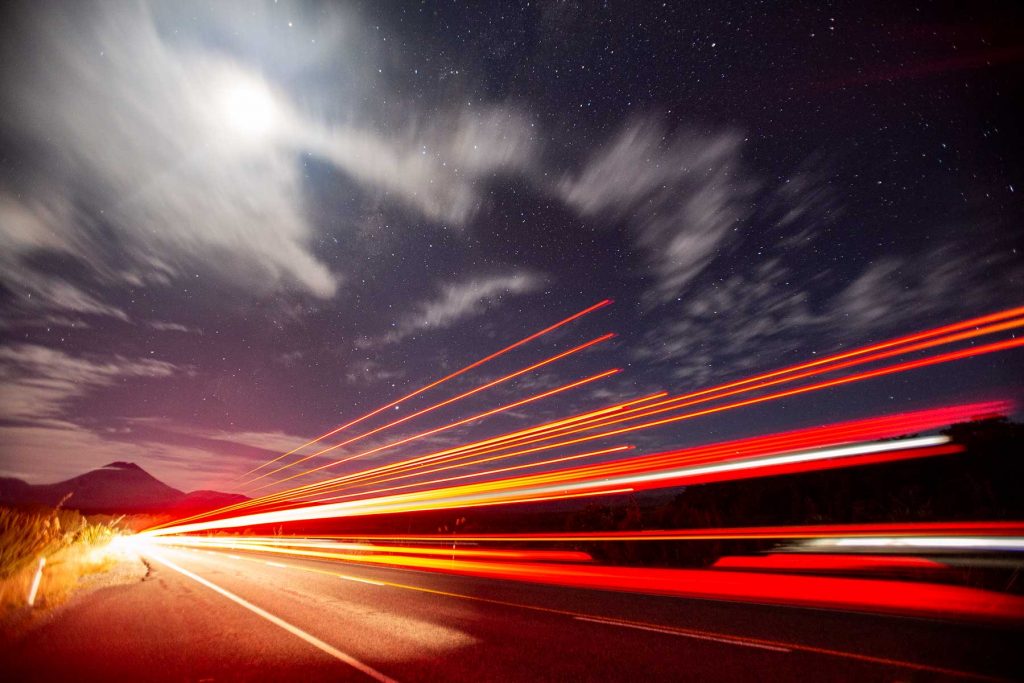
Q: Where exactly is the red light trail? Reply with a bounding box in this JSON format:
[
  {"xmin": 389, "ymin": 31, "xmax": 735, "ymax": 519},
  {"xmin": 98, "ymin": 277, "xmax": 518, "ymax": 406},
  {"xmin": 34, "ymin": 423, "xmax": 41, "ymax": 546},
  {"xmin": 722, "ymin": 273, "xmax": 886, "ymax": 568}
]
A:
[
  {"xmin": 143, "ymin": 407, "xmax": 988, "ymax": 535},
  {"xmin": 225, "ymin": 520, "xmax": 1024, "ymax": 543},
  {"xmin": 150, "ymin": 390, "xmax": 667, "ymax": 529},
  {"xmin": 142, "ymin": 537, "xmax": 1024, "ymax": 622},
  {"xmin": 142, "ymin": 303, "xmax": 1024, "ymax": 623},
  {"xmin": 161, "ymin": 310, "xmax": 1024, "ymax": 526}
]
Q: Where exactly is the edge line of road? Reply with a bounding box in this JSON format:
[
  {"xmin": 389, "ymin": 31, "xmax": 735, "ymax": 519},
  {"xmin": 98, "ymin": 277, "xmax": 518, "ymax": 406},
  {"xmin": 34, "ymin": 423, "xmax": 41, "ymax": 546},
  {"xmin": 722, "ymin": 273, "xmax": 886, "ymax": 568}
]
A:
[{"xmin": 146, "ymin": 551, "xmax": 399, "ymax": 683}]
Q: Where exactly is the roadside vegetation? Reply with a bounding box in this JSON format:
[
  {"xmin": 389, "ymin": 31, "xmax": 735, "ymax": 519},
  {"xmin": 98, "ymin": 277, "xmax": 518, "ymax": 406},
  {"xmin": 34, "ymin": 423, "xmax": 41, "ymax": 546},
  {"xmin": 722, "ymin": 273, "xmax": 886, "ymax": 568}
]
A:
[{"xmin": 0, "ymin": 504, "xmax": 128, "ymax": 613}]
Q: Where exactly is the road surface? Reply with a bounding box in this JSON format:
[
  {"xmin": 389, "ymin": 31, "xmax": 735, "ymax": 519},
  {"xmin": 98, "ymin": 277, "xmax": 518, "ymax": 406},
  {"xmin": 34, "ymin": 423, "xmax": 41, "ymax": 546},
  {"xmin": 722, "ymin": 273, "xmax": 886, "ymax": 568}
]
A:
[{"xmin": 2, "ymin": 545, "xmax": 1020, "ymax": 682}]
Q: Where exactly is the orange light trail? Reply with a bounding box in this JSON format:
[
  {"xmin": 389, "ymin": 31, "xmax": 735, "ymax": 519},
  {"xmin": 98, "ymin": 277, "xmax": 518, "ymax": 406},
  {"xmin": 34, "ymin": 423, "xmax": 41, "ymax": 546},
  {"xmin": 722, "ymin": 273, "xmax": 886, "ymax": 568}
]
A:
[
  {"xmin": 269, "ymin": 327, "xmax": 1023, "ymax": 507},
  {"xmin": 430, "ymin": 401, "xmax": 998, "ymax": 496},
  {"xmin": 273, "ymin": 312, "xmax": 1024, "ymax": 505},
  {"xmin": 154, "ymin": 535, "xmax": 595, "ymax": 563},
  {"xmin": 152, "ymin": 306, "xmax": 1024, "ymax": 533},
  {"xmin": 243, "ymin": 520, "xmax": 1024, "ymax": 543},
  {"xmin": 144, "ymin": 404, "xmax": 993, "ymax": 536},
  {"xmin": 244, "ymin": 444, "xmax": 635, "ymax": 513},
  {"xmin": 303, "ymin": 400, "xmax": 971, "ymax": 503},
  {"xmin": 429, "ymin": 315, "xmax": 1024, "ymax": 462},
  {"xmin": 421, "ymin": 335, "xmax": 1024, "ymax": 469},
  {"xmin": 300, "ymin": 390, "xmax": 999, "ymax": 503},
  {"xmin": 232, "ymin": 298, "xmax": 612, "ymax": 481},
  {"xmin": 253, "ymin": 368, "xmax": 622, "ymax": 492},
  {"xmin": 155, "ymin": 330, "xmax": 1022, "ymax": 529},
  {"xmin": 154, "ymin": 392, "xmax": 666, "ymax": 528},
  {"xmin": 641, "ymin": 303, "xmax": 1024, "ymax": 410},
  {"xmin": 301, "ymin": 444, "xmax": 635, "ymax": 504},
  {"xmin": 240, "ymin": 333, "xmax": 615, "ymax": 487}
]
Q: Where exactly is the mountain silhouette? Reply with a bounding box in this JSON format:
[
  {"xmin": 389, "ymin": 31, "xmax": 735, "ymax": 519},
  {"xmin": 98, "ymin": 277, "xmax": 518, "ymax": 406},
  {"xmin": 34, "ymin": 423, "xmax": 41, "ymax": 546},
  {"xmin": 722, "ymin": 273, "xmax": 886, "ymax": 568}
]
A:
[{"xmin": 0, "ymin": 462, "xmax": 247, "ymax": 513}]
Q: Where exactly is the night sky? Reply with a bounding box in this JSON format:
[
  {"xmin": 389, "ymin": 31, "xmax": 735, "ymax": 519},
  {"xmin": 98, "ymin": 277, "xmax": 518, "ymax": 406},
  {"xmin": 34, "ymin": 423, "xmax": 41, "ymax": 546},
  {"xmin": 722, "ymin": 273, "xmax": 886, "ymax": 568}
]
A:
[{"xmin": 1, "ymin": 1, "xmax": 1021, "ymax": 493}]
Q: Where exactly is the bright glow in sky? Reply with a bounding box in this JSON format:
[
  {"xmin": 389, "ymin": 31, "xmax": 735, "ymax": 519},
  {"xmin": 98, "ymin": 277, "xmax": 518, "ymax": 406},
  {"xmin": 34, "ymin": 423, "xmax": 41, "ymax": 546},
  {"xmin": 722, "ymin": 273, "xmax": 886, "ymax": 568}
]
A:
[{"xmin": 218, "ymin": 79, "xmax": 279, "ymax": 138}]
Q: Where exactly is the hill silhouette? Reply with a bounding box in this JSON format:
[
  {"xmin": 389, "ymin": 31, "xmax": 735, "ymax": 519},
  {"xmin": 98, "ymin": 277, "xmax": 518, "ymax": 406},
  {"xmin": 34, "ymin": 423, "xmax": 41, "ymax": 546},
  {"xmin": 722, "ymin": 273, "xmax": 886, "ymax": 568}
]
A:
[{"xmin": 0, "ymin": 462, "xmax": 247, "ymax": 514}]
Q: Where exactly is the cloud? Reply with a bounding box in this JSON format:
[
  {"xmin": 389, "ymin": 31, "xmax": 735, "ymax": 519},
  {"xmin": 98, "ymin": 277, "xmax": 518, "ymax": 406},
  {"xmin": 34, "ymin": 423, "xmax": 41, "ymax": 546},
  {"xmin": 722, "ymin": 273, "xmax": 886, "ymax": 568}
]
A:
[
  {"xmin": 0, "ymin": 344, "xmax": 178, "ymax": 424},
  {"xmin": 633, "ymin": 258, "xmax": 820, "ymax": 386},
  {"xmin": 308, "ymin": 106, "xmax": 538, "ymax": 225},
  {"xmin": 0, "ymin": 193, "xmax": 131, "ymax": 321},
  {"xmin": 344, "ymin": 359, "xmax": 406, "ymax": 387},
  {"xmin": 829, "ymin": 245, "xmax": 1009, "ymax": 333},
  {"xmin": 147, "ymin": 320, "xmax": 202, "ymax": 334},
  {"xmin": 127, "ymin": 417, "xmax": 328, "ymax": 459},
  {"xmin": 0, "ymin": 315, "xmax": 91, "ymax": 331},
  {"xmin": 768, "ymin": 154, "xmax": 842, "ymax": 230},
  {"xmin": 632, "ymin": 243, "xmax": 1017, "ymax": 388},
  {"xmin": 375, "ymin": 271, "xmax": 544, "ymax": 345},
  {"xmin": 559, "ymin": 119, "xmax": 756, "ymax": 305},
  {"xmin": 0, "ymin": 2, "xmax": 542, "ymax": 318},
  {"xmin": 0, "ymin": 3, "xmax": 337, "ymax": 299}
]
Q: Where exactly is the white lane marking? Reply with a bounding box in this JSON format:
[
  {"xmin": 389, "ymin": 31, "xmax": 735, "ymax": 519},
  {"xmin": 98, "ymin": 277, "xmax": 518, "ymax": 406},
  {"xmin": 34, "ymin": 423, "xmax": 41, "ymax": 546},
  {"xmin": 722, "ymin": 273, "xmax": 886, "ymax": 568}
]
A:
[
  {"xmin": 148, "ymin": 552, "xmax": 398, "ymax": 683},
  {"xmin": 338, "ymin": 574, "xmax": 386, "ymax": 586},
  {"xmin": 574, "ymin": 616, "xmax": 790, "ymax": 653},
  {"xmin": 204, "ymin": 548, "xmax": 387, "ymax": 587}
]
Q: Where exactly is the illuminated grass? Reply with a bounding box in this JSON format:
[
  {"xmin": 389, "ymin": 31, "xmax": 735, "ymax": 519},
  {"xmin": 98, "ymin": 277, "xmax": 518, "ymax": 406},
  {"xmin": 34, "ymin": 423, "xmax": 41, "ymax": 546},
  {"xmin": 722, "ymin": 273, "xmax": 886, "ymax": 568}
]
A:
[{"xmin": 0, "ymin": 505, "xmax": 126, "ymax": 611}]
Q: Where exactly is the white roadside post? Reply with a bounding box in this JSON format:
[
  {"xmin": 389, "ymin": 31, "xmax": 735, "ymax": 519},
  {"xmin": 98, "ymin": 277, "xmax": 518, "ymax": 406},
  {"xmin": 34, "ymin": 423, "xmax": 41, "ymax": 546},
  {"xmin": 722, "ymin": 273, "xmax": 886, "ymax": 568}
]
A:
[{"xmin": 27, "ymin": 556, "xmax": 46, "ymax": 607}]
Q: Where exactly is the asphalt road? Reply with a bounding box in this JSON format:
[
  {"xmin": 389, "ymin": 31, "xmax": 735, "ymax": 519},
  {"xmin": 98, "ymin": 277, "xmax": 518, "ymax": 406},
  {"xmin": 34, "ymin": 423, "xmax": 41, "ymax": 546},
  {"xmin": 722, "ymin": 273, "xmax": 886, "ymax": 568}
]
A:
[{"xmin": 2, "ymin": 546, "xmax": 1020, "ymax": 682}]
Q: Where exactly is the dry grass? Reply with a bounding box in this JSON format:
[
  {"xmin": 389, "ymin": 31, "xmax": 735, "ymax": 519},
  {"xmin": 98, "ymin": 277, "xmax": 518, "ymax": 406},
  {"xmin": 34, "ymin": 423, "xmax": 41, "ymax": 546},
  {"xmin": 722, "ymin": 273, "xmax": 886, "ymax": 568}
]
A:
[{"xmin": 0, "ymin": 505, "xmax": 127, "ymax": 612}]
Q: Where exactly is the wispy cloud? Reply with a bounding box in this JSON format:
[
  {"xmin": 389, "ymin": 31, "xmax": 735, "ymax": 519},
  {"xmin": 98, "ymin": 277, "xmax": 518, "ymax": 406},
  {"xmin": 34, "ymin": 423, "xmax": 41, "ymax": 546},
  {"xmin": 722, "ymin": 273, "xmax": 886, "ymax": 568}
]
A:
[
  {"xmin": 559, "ymin": 119, "xmax": 756, "ymax": 305},
  {"xmin": 344, "ymin": 359, "xmax": 406, "ymax": 386},
  {"xmin": 633, "ymin": 258, "xmax": 819, "ymax": 387},
  {"xmin": 308, "ymin": 107, "xmax": 538, "ymax": 225},
  {"xmin": 633, "ymin": 243, "xmax": 1018, "ymax": 388},
  {"xmin": 0, "ymin": 344, "xmax": 179, "ymax": 424},
  {"xmin": 767, "ymin": 154, "xmax": 842, "ymax": 231},
  {"xmin": 829, "ymin": 245, "xmax": 1012, "ymax": 333},
  {"xmin": 374, "ymin": 271, "xmax": 544, "ymax": 345},
  {"xmin": 0, "ymin": 193, "xmax": 130, "ymax": 321},
  {"xmin": 147, "ymin": 320, "xmax": 202, "ymax": 334},
  {"xmin": 0, "ymin": 1, "xmax": 538, "ymax": 316}
]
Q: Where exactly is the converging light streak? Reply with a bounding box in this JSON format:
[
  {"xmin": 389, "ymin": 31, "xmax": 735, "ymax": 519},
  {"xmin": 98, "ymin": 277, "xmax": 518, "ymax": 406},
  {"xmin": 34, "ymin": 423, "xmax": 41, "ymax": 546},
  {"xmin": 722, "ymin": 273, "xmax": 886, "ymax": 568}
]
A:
[
  {"xmin": 153, "ymin": 306, "xmax": 1024, "ymax": 535},
  {"xmin": 143, "ymin": 434, "xmax": 958, "ymax": 537},
  {"xmin": 645, "ymin": 304, "xmax": 1024, "ymax": 414},
  {"xmin": 269, "ymin": 316, "xmax": 1024, "ymax": 507},
  {"xmin": 380, "ymin": 436, "xmax": 953, "ymax": 509},
  {"xmin": 148, "ymin": 399, "xmax": 1001, "ymax": 535},
  {"xmin": 303, "ymin": 401, "xmax": 990, "ymax": 503},
  {"xmin": 179, "ymin": 396, "xmax": 911, "ymax": 520},
  {"xmin": 151, "ymin": 535, "xmax": 595, "ymax": 563},
  {"xmin": 265, "ymin": 521, "xmax": 1024, "ymax": 543},
  {"xmin": 459, "ymin": 337, "xmax": 1022, "ymax": 466},
  {"xmin": 215, "ymin": 390, "xmax": 988, "ymax": 519},
  {"xmin": 307, "ymin": 445, "xmax": 635, "ymax": 504},
  {"xmin": 156, "ymin": 392, "xmax": 667, "ymax": 527},
  {"xmin": 254, "ymin": 368, "xmax": 622, "ymax": 492},
  {"xmin": 150, "ymin": 541, "xmax": 1024, "ymax": 622},
  {"xmin": 240, "ymin": 333, "xmax": 615, "ymax": 487},
  {"xmin": 232, "ymin": 299, "xmax": 612, "ymax": 481},
  {"xmin": 294, "ymin": 397, "xmax": 662, "ymax": 493}
]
